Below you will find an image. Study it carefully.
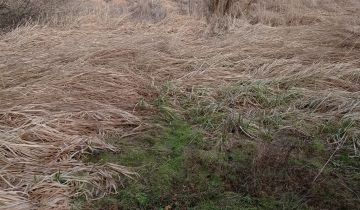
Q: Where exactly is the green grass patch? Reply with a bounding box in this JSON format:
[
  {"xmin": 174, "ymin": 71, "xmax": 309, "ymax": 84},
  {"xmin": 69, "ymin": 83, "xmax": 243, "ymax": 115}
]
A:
[{"xmin": 76, "ymin": 82, "xmax": 359, "ymax": 210}]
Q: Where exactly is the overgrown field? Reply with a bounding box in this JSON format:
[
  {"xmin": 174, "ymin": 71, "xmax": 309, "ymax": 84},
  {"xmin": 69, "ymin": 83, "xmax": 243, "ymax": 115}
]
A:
[{"xmin": 0, "ymin": 0, "xmax": 359, "ymax": 209}]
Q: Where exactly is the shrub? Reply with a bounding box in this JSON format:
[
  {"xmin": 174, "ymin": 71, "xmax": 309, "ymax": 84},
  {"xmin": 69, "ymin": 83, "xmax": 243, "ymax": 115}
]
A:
[
  {"xmin": 128, "ymin": 0, "xmax": 167, "ymax": 22},
  {"xmin": 0, "ymin": 0, "xmax": 69, "ymax": 30}
]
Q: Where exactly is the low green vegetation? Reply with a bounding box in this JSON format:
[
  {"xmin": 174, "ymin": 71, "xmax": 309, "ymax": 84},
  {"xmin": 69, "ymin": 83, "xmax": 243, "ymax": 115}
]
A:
[{"xmin": 76, "ymin": 81, "xmax": 359, "ymax": 210}]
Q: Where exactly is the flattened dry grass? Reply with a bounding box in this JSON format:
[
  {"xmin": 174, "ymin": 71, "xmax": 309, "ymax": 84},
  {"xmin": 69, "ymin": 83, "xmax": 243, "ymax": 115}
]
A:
[
  {"xmin": 0, "ymin": 0, "xmax": 359, "ymax": 209},
  {"xmin": 0, "ymin": 3, "xmax": 153, "ymax": 208}
]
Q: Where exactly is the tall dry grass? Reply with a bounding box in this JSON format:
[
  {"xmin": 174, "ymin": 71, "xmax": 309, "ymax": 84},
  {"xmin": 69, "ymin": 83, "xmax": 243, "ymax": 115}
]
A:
[
  {"xmin": 180, "ymin": 0, "xmax": 360, "ymax": 29},
  {"xmin": 0, "ymin": 0, "xmax": 359, "ymax": 209}
]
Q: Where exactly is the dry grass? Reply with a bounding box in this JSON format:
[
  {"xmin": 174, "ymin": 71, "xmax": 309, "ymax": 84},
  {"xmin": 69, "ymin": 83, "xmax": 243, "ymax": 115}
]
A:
[
  {"xmin": 184, "ymin": 0, "xmax": 360, "ymax": 26},
  {"xmin": 0, "ymin": 0, "xmax": 359, "ymax": 209}
]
